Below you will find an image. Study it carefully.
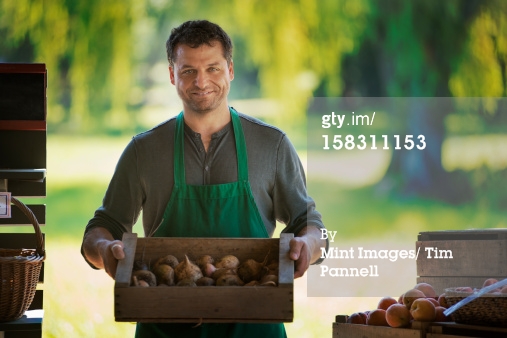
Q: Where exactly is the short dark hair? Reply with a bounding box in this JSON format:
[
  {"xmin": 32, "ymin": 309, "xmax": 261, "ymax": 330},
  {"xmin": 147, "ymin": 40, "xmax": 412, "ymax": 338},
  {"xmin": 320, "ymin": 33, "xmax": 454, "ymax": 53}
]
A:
[{"xmin": 166, "ymin": 20, "xmax": 233, "ymax": 66}]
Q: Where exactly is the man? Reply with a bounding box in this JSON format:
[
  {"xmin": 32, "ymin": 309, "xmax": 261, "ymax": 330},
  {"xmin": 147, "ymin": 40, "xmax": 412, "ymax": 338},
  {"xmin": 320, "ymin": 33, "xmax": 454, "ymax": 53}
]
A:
[{"xmin": 81, "ymin": 19, "xmax": 327, "ymax": 337}]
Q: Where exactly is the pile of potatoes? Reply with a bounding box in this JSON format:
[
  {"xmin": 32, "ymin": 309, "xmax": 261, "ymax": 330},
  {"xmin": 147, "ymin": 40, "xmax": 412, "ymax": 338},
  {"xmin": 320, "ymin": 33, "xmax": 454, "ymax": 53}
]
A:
[{"xmin": 131, "ymin": 253, "xmax": 279, "ymax": 287}]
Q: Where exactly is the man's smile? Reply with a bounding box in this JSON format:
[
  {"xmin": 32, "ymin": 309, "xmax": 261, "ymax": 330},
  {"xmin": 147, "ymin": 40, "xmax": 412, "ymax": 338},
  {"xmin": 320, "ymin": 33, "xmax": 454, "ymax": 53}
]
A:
[{"xmin": 192, "ymin": 91, "xmax": 213, "ymax": 96}]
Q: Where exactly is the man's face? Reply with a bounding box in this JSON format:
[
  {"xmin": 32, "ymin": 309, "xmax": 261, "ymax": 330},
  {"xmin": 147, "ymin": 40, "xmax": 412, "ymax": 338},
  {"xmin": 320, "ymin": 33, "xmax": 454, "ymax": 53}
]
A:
[{"xmin": 169, "ymin": 41, "xmax": 234, "ymax": 114}]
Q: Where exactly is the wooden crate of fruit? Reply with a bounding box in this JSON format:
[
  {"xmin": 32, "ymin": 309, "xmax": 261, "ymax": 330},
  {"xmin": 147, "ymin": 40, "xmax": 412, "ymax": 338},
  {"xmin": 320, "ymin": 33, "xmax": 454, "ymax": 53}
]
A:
[
  {"xmin": 416, "ymin": 229, "xmax": 507, "ymax": 295},
  {"xmin": 332, "ymin": 281, "xmax": 454, "ymax": 338},
  {"xmin": 332, "ymin": 315, "xmax": 434, "ymax": 338},
  {"xmin": 114, "ymin": 232, "xmax": 294, "ymax": 323}
]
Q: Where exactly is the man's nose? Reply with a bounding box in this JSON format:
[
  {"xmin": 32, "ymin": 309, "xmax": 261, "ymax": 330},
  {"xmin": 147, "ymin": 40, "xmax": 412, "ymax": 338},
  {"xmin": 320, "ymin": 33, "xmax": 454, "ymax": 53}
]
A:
[{"xmin": 194, "ymin": 71, "xmax": 209, "ymax": 88}]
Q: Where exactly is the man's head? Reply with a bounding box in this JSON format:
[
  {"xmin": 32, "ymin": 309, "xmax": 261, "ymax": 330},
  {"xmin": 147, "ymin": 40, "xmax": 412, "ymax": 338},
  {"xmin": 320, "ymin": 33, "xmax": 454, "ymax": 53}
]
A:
[
  {"xmin": 167, "ymin": 20, "xmax": 234, "ymax": 115},
  {"xmin": 166, "ymin": 20, "xmax": 233, "ymax": 67}
]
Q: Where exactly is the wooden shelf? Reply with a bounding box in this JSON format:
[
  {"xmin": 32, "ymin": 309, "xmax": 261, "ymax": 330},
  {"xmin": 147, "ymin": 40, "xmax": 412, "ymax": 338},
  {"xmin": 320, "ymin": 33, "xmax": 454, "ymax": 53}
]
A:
[
  {"xmin": 0, "ymin": 169, "xmax": 46, "ymax": 181},
  {"xmin": 0, "ymin": 310, "xmax": 43, "ymax": 338}
]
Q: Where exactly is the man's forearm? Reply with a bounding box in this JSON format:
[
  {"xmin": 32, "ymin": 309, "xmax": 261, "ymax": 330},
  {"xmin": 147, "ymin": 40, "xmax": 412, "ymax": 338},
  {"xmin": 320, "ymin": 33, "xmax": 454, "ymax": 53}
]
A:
[{"xmin": 82, "ymin": 227, "xmax": 116, "ymax": 270}]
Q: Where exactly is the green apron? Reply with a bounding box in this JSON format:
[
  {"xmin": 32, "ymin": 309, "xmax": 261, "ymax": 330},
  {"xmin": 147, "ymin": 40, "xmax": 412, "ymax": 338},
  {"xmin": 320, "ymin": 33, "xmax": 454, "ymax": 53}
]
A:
[{"xmin": 135, "ymin": 108, "xmax": 287, "ymax": 338}]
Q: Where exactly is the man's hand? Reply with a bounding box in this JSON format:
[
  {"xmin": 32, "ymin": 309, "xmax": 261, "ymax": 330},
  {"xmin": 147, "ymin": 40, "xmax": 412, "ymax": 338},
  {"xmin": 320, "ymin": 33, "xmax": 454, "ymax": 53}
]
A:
[
  {"xmin": 288, "ymin": 226, "xmax": 327, "ymax": 278},
  {"xmin": 82, "ymin": 227, "xmax": 125, "ymax": 279},
  {"xmin": 99, "ymin": 239, "xmax": 125, "ymax": 279}
]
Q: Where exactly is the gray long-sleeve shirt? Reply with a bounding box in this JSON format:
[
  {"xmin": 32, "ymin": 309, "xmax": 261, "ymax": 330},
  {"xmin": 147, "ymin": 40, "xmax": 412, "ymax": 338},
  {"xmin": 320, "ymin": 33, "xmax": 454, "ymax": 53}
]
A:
[{"xmin": 82, "ymin": 110, "xmax": 325, "ymax": 265}]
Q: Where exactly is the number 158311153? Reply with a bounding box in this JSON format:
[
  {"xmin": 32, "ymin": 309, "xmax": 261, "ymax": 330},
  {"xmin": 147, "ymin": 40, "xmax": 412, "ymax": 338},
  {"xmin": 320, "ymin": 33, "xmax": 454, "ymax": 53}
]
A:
[{"xmin": 322, "ymin": 134, "xmax": 426, "ymax": 150}]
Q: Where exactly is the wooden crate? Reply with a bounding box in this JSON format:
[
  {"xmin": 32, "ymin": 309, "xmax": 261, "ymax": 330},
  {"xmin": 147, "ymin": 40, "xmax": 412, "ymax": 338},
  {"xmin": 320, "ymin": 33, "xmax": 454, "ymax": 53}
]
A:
[
  {"xmin": 332, "ymin": 315, "xmax": 431, "ymax": 338},
  {"xmin": 114, "ymin": 233, "xmax": 294, "ymax": 323},
  {"xmin": 416, "ymin": 229, "xmax": 507, "ymax": 295},
  {"xmin": 333, "ymin": 316, "xmax": 507, "ymax": 338},
  {"xmin": 426, "ymin": 322, "xmax": 507, "ymax": 338}
]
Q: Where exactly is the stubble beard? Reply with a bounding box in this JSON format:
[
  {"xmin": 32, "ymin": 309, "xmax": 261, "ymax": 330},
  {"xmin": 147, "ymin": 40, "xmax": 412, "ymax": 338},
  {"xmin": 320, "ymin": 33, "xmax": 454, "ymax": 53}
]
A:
[{"xmin": 181, "ymin": 85, "xmax": 229, "ymax": 115}]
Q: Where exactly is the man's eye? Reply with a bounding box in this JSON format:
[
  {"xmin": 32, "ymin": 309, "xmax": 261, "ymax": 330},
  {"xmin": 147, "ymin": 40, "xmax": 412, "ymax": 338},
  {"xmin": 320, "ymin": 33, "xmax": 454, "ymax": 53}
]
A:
[{"xmin": 182, "ymin": 69, "xmax": 194, "ymax": 74}]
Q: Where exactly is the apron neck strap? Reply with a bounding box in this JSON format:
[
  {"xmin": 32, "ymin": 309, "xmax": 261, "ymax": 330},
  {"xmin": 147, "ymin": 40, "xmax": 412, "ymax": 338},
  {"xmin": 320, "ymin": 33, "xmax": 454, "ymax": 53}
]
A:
[{"xmin": 174, "ymin": 107, "xmax": 249, "ymax": 185}]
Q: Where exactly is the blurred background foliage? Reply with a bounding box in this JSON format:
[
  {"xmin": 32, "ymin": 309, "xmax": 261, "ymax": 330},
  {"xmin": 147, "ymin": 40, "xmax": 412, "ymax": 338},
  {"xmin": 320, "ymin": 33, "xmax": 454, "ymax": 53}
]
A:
[
  {"xmin": 1, "ymin": 0, "xmax": 506, "ymax": 132},
  {"xmin": 4, "ymin": 0, "xmax": 504, "ymax": 207},
  {"xmin": 1, "ymin": 1, "xmax": 507, "ymax": 336},
  {"xmin": 1, "ymin": 0, "xmax": 505, "ymax": 129}
]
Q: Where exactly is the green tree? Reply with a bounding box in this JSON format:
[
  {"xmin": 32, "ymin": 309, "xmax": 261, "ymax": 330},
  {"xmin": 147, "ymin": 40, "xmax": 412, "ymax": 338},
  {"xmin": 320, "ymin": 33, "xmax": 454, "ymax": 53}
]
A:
[
  {"xmin": 0, "ymin": 0, "xmax": 143, "ymax": 131},
  {"xmin": 1, "ymin": 0, "xmax": 370, "ymax": 132},
  {"xmin": 339, "ymin": 0, "xmax": 506, "ymax": 203},
  {"xmin": 449, "ymin": 0, "xmax": 507, "ymax": 114}
]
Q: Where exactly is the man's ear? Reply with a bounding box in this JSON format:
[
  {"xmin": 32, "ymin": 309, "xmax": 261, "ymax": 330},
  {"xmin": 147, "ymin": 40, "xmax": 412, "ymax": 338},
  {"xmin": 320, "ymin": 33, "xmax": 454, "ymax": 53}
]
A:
[
  {"xmin": 169, "ymin": 66, "xmax": 175, "ymax": 85},
  {"xmin": 228, "ymin": 60, "xmax": 234, "ymax": 81}
]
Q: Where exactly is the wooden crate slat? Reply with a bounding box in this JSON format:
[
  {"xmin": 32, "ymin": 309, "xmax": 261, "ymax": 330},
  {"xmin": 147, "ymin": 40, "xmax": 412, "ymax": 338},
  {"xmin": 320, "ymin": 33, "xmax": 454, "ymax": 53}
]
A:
[
  {"xmin": 0, "ymin": 311, "xmax": 43, "ymax": 334},
  {"xmin": 429, "ymin": 322, "xmax": 507, "ymax": 337},
  {"xmin": 332, "ymin": 322, "xmax": 425, "ymax": 338},
  {"xmin": 0, "ymin": 131, "xmax": 46, "ymax": 169},
  {"xmin": 115, "ymin": 287, "xmax": 293, "ymax": 322},
  {"xmin": 426, "ymin": 334, "xmax": 470, "ymax": 338},
  {"xmin": 278, "ymin": 233, "xmax": 293, "ymax": 286},
  {"xmin": 418, "ymin": 230, "xmax": 507, "ymax": 241},
  {"xmin": 132, "ymin": 236, "xmax": 281, "ymax": 264},
  {"xmin": 0, "ymin": 204, "xmax": 45, "ymax": 226},
  {"xmin": 416, "ymin": 239, "xmax": 507, "ymax": 276},
  {"xmin": 115, "ymin": 233, "xmax": 137, "ymax": 288}
]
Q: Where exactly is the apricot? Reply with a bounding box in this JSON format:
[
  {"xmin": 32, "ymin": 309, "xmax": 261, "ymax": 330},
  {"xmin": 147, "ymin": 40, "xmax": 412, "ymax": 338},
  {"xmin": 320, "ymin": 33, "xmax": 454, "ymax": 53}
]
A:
[
  {"xmin": 414, "ymin": 282, "xmax": 437, "ymax": 298},
  {"xmin": 403, "ymin": 288, "xmax": 425, "ymax": 309},
  {"xmin": 437, "ymin": 293, "xmax": 448, "ymax": 308},
  {"xmin": 482, "ymin": 278, "xmax": 498, "ymax": 288},
  {"xmin": 377, "ymin": 296, "xmax": 398, "ymax": 311},
  {"xmin": 346, "ymin": 312, "xmax": 367, "ymax": 324},
  {"xmin": 434, "ymin": 306, "xmax": 452, "ymax": 322},
  {"xmin": 366, "ymin": 309, "xmax": 389, "ymax": 326},
  {"xmin": 426, "ymin": 297, "xmax": 440, "ymax": 307},
  {"xmin": 386, "ymin": 303, "xmax": 411, "ymax": 328},
  {"xmin": 410, "ymin": 298, "xmax": 436, "ymax": 322}
]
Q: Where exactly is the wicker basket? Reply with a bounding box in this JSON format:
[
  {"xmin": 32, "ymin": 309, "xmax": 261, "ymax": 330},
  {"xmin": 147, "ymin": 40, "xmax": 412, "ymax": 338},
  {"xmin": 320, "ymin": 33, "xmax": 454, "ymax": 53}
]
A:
[
  {"xmin": 0, "ymin": 197, "xmax": 45, "ymax": 322},
  {"xmin": 445, "ymin": 287, "xmax": 507, "ymax": 327}
]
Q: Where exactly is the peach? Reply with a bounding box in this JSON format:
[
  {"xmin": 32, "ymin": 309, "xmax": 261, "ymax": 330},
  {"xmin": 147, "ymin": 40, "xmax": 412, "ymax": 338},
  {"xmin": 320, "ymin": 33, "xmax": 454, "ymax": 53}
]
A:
[
  {"xmin": 403, "ymin": 288, "xmax": 426, "ymax": 309},
  {"xmin": 426, "ymin": 297, "xmax": 440, "ymax": 307},
  {"xmin": 377, "ymin": 297, "xmax": 398, "ymax": 311},
  {"xmin": 347, "ymin": 312, "xmax": 367, "ymax": 324},
  {"xmin": 434, "ymin": 306, "xmax": 452, "ymax": 322},
  {"xmin": 482, "ymin": 278, "xmax": 498, "ymax": 288},
  {"xmin": 366, "ymin": 309, "xmax": 389, "ymax": 326},
  {"xmin": 414, "ymin": 282, "xmax": 437, "ymax": 298},
  {"xmin": 386, "ymin": 303, "xmax": 411, "ymax": 328},
  {"xmin": 410, "ymin": 298, "xmax": 436, "ymax": 322},
  {"xmin": 437, "ymin": 293, "xmax": 448, "ymax": 308}
]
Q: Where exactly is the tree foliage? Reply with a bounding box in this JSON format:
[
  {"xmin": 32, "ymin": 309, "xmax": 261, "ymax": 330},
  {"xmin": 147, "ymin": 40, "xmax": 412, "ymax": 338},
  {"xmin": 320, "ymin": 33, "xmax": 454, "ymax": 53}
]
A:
[
  {"xmin": 1, "ymin": 0, "xmax": 370, "ymax": 131},
  {"xmin": 449, "ymin": 0, "xmax": 507, "ymax": 115},
  {"xmin": 0, "ymin": 0, "xmax": 506, "ymax": 132},
  {"xmin": 0, "ymin": 0, "xmax": 142, "ymax": 130}
]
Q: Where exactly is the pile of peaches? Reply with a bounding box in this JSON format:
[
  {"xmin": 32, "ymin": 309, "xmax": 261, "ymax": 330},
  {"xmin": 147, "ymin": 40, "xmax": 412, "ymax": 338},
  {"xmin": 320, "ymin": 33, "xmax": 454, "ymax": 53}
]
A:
[
  {"xmin": 347, "ymin": 282, "xmax": 449, "ymax": 328},
  {"xmin": 348, "ymin": 278, "xmax": 504, "ymax": 328}
]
